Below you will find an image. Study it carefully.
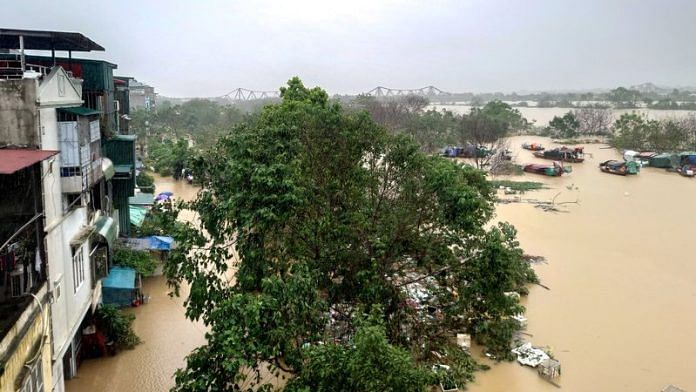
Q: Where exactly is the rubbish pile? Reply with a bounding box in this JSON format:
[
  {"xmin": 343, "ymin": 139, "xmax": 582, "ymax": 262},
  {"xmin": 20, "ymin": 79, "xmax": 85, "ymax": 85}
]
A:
[
  {"xmin": 511, "ymin": 343, "xmax": 562, "ymax": 381},
  {"xmin": 511, "ymin": 342, "xmax": 550, "ymax": 367}
]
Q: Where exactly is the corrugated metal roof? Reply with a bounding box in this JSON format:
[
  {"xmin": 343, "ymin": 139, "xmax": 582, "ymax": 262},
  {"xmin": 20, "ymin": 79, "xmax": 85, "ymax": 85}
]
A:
[
  {"xmin": 128, "ymin": 193, "xmax": 155, "ymax": 206},
  {"xmin": 0, "ymin": 28, "xmax": 104, "ymax": 51},
  {"xmin": 58, "ymin": 106, "xmax": 102, "ymax": 116},
  {"xmin": 0, "ymin": 149, "xmax": 58, "ymax": 174},
  {"xmin": 112, "ymin": 135, "xmax": 137, "ymax": 141},
  {"xmin": 114, "ymin": 164, "xmax": 133, "ymax": 173}
]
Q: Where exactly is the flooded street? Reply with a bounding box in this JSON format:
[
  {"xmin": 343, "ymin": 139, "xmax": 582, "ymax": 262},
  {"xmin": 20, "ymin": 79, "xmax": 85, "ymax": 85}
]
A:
[
  {"xmin": 66, "ymin": 176, "xmax": 205, "ymax": 392},
  {"xmin": 67, "ymin": 143, "xmax": 696, "ymax": 392},
  {"xmin": 468, "ymin": 136, "xmax": 696, "ymax": 391}
]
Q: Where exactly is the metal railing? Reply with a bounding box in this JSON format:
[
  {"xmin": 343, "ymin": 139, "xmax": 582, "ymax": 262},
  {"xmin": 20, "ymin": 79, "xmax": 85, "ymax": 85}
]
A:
[{"xmin": 0, "ymin": 60, "xmax": 50, "ymax": 80}]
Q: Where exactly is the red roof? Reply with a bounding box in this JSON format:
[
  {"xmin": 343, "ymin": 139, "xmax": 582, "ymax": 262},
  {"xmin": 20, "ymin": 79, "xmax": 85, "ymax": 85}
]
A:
[{"xmin": 0, "ymin": 149, "xmax": 58, "ymax": 174}]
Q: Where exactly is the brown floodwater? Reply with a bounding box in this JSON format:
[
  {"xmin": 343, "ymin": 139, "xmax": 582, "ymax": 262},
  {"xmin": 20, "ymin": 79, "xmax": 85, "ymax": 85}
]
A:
[
  {"xmin": 66, "ymin": 176, "xmax": 206, "ymax": 392},
  {"xmin": 468, "ymin": 136, "xmax": 696, "ymax": 392},
  {"xmin": 68, "ymin": 143, "xmax": 696, "ymax": 392}
]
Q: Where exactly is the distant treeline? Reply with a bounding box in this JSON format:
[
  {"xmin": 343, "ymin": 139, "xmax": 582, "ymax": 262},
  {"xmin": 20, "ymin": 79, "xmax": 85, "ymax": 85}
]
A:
[{"xmin": 135, "ymin": 94, "xmax": 696, "ymax": 180}]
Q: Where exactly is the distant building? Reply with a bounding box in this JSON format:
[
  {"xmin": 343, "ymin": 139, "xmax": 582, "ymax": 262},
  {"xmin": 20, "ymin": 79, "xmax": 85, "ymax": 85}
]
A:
[
  {"xmin": 115, "ymin": 76, "xmax": 156, "ymax": 111},
  {"xmin": 0, "ymin": 28, "xmax": 122, "ymax": 392}
]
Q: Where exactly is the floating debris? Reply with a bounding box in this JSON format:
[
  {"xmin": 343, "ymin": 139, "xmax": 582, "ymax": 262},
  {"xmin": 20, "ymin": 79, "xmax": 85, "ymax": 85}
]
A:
[
  {"xmin": 661, "ymin": 385, "xmax": 686, "ymax": 392},
  {"xmin": 537, "ymin": 358, "xmax": 562, "ymax": 379},
  {"xmin": 511, "ymin": 342, "xmax": 550, "ymax": 367},
  {"xmin": 456, "ymin": 333, "xmax": 471, "ymax": 351}
]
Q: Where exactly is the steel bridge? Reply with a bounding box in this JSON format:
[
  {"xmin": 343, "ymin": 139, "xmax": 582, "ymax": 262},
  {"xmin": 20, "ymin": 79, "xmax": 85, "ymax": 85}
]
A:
[
  {"xmin": 364, "ymin": 85, "xmax": 451, "ymax": 98},
  {"xmin": 221, "ymin": 88, "xmax": 280, "ymax": 102},
  {"xmin": 220, "ymin": 86, "xmax": 453, "ymax": 101}
]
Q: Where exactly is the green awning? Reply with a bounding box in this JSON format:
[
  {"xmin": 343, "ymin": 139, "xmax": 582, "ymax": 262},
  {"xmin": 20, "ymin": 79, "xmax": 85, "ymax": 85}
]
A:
[
  {"xmin": 95, "ymin": 216, "xmax": 117, "ymax": 248},
  {"xmin": 129, "ymin": 193, "xmax": 154, "ymax": 206},
  {"xmin": 58, "ymin": 106, "xmax": 102, "ymax": 116},
  {"xmin": 129, "ymin": 206, "xmax": 148, "ymax": 227},
  {"xmin": 112, "ymin": 134, "xmax": 137, "ymax": 141},
  {"xmin": 114, "ymin": 164, "xmax": 133, "ymax": 173},
  {"xmin": 102, "ymin": 157, "xmax": 115, "ymax": 180}
]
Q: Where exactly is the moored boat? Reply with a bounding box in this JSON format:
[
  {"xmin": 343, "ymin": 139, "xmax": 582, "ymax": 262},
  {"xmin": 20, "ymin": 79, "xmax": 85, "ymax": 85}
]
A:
[
  {"xmin": 523, "ymin": 161, "xmax": 571, "ymax": 176},
  {"xmin": 522, "ymin": 142, "xmax": 545, "ymax": 151},
  {"xmin": 599, "ymin": 160, "xmax": 639, "ymax": 175},
  {"xmin": 533, "ymin": 146, "xmax": 585, "ymax": 163}
]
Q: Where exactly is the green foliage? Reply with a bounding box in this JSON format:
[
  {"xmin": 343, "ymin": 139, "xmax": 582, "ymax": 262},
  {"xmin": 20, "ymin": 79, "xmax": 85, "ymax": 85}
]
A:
[
  {"xmin": 478, "ymin": 100, "xmax": 528, "ymax": 131},
  {"xmin": 489, "ymin": 180, "xmax": 544, "ymax": 192},
  {"xmin": 165, "ymin": 78, "xmax": 538, "ymax": 391},
  {"xmin": 454, "ymin": 223, "xmax": 538, "ymax": 358},
  {"xmin": 134, "ymin": 204, "xmax": 185, "ymax": 238},
  {"xmin": 114, "ymin": 246, "xmax": 157, "ymax": 277},
  {"xmin": 96, "ymin": 304, "xmax": 141, "ymax": 350},
  {"xmin": 148, "ymin": 138, "xmax": 192, "ymax": 179},
  {"xmin": 610, "ymin": 113, "xmax": 696, "ymax": 151},
  {"xmin": 136, "ymin": 171, "xmax": 156, "ymax": 193},
  {"xmin": 546, "ymin": 112, "xmax": 580, "ymax": 138},
  {"xmin": 287, "ymin": 310, "xmax": 433, "ymax": 392}
]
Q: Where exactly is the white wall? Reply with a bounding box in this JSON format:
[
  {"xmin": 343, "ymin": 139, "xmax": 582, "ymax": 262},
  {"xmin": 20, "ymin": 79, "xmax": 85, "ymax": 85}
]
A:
[{"xmin": 37, "ymin": 68, "xmax": 95, "ymax": 371}]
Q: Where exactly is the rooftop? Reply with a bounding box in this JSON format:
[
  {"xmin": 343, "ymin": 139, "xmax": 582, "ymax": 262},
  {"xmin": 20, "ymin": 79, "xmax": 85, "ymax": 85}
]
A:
[
  {"xmin": 0, "ymin": 149, "xmax": 58, "ymax": 174},
  {"xmin": 0, "ymin": 28, "xmax": 104, "ymax": 52}
]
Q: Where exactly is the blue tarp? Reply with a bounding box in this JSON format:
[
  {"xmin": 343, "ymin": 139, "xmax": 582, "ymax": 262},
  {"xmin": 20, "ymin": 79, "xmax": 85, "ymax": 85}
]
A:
[
  {"xmin": 682, "ymin": 154, "xmax": 696, "ymax": 165},
  {"xmin": 147, "ymin": 236, "xmax": 174, "ymax": 251},
  {"xmin": 102, "ymin": 266, "xmax": 137, "ymax": 307}
]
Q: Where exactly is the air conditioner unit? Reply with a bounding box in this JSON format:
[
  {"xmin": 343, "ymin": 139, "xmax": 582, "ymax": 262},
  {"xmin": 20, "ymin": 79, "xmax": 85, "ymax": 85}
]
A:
[{"xmin": 10, "ymin": 265, "xmax": 32, "ymax": 297}]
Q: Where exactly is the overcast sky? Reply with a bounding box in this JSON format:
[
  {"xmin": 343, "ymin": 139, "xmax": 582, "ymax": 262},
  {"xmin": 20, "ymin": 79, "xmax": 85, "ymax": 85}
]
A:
[{"xmin": 3, "ymin": 0, "xmax": 696, "ymax": 97}]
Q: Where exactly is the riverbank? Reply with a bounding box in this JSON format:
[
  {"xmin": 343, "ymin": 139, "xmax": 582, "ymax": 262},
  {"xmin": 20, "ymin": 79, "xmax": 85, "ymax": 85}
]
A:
[{"xmin": 467, "ymin": 136, "xmax": 696, "ymax": 391}]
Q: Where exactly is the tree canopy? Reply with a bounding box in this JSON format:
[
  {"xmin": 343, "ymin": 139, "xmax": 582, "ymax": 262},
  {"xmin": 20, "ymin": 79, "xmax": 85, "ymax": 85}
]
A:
[{"xmin": 165, "ymin": 78, "xmax": 537, "ymax": 391}]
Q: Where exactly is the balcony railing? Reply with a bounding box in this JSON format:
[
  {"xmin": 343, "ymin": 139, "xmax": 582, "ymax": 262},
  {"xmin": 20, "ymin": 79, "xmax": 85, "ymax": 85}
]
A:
[
  {"xmin": 0, "ymin": 218, "xmax": 47, "ymax": 341},
  {"xmin": 61, "ymin": 158, "xmax": 104, "ymax": 194},
  {"xmin": 0, "ymin": 60, "xmax": 50, "ymax": 80}
]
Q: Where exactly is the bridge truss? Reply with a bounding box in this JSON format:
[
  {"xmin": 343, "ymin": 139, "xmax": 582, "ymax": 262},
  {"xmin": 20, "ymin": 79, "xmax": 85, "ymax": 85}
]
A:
[
  {"xmin": 221, "ymin": 88, "xmax": 280, "ymax": 102},
  {"xmin": 365, "ymin": 85, "xmax": 451, "ymax": 98}
]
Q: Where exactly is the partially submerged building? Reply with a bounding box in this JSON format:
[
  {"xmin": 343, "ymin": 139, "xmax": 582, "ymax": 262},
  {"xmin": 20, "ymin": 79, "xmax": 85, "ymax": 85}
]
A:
[{"xmin": 0, "ymin": 28, "xmax": 120, "ymax": 391}]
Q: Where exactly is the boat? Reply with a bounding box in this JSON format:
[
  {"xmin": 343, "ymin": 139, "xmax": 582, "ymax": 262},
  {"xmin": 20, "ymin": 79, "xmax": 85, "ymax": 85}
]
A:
[
  {"xmin": 676, "ymin": 152, "xmax": 696, "ymax": 177},
  {"xmin": 624, "ymin": 150, "xmax": 656, "ymax": 167},
  {"xmin": 522, "ymin": 142, "xmax": 545, "ymax": 151},
  {"xmin": 676, "ymin": 165, "xmax": 695, "ymax": 177},
  {"xmin": 599, "ymin": 160, "xmax": 639, "ymax": 175},
  {"xmin": 442, "ymin": 144, "xmax": 492, "ymax": 158},
  {"xmin": 523, "ymin": 161, "xmax": 571, "ymax": 176},
  {"xmin": 533, "ymin": 146, "xmax": 585, "ymax": 163}
]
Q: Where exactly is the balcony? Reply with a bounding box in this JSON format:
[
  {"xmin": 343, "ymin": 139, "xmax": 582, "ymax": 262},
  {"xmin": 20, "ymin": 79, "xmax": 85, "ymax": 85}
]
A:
[
  {"xmin": 61, "ymin": 158, "xmax": 104, "ymax": 194},
  {"xmin": 0, "ymin": 151, "xmax": 51, "ymax": 341},
  {"xmin": 0, "ymin": 210, "xmax": 47, "ymax": 341},
  {"xmin": 0, "ymin": 59, "xmax": 50, "ymax": 80}
]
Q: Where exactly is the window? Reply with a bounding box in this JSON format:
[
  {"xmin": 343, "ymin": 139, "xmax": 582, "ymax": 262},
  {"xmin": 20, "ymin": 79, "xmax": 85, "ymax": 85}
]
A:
[
  {"xmin": 72, "ymin": 247, "xmax": 85, "ymax": 292},
  {"xmin": 19, "ymin": 360, "xmax": 43, "ymax": 392}
]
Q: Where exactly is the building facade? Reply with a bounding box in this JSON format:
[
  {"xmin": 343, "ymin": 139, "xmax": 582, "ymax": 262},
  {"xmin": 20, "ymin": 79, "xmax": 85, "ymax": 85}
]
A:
[{"xmin": 0, "ymin": 29, "xmax": 117, "ymax": 392}]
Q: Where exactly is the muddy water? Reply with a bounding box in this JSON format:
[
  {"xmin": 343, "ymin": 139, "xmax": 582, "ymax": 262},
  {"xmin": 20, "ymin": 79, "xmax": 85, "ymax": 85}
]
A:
[
  {"xmin": 468, "ymin": 136, "xmax": 696, "ymax": 391},
  {"xmin": 67, "ymin": 147, "xmax": 696, "ymax": 391},
  {"xmin": 432, "ymin": 105, "xmax": 696, "ymax": 125},
  {"xmin": 66, "ymin": 176, "xmax": 205, "ymax": 392}
]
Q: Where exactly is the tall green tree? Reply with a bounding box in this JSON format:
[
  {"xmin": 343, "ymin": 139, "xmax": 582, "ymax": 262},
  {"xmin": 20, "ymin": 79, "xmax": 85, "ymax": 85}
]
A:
[
  {"xmin": 165, "ymin": 78, "xmax": 536, "ymax": 391},
  {"xmin": 546, "ymin": 112, "xmax": 580, "ymax": 138}
]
